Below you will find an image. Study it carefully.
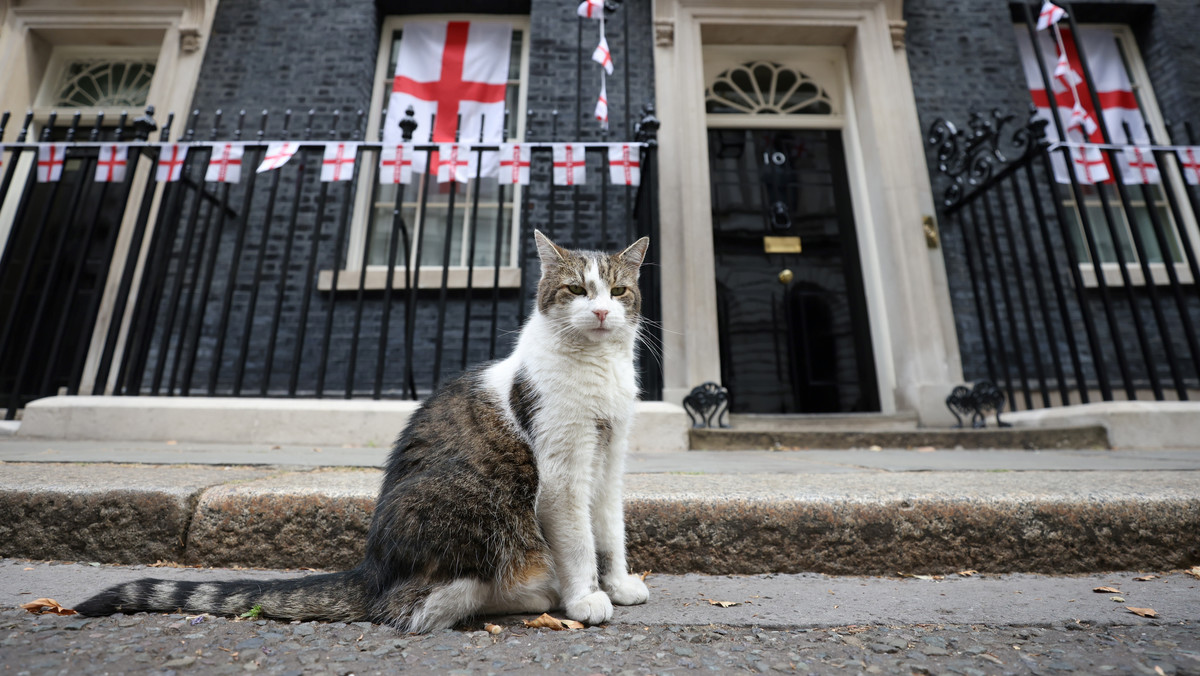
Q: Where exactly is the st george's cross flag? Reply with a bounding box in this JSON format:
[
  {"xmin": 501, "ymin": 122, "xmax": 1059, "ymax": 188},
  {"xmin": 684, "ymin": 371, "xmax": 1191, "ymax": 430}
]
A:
[
  {"xmin": 1016, "ymin": 26, "xmax": 1151, "ymax": 184},
  {"xmin": 1036, "ymin": 0, "xmax": 1067, "ymax": 30},
  {"xmin": 578, "ymin": 0, "xmax": 604, "ymax": 19},
  {"xmin": 380, "ymin": 144, "xmax": 415, "ymax": 185},
  {"xmin": 95, "ymin": 144, "xmax": 129, "ymax": 183},
  {"xmin": 1177, "ymin": 147, "xmax": 1200, "ymax": 186},
  {"xmin": 257, "ymin": 142, "xmax": 300, "ymax": 173},
  {"xmin": 206, "ymin": 143, "xmax": 244, "ymax": 183},
  {"xmin": 592, "ymin": 33, "xmax": 614, "ymax": 75},
  {"xmin": 553, "ymin": 144, "xmax": 587, "ymax": 186},
  {"xmin": 321, "ymin": 143, "xmax": 359, "ymax": 182},
  {"xmin": 608, "ymin": 144, "xmax": 640, "ymax": 186},
  {"xmin": 595, "ymin": 81, "xmax": 609, "ymax": 127},
  {"xmin": 36, "ymin": 143, "xmax": 68, "ymax": 182},
  {"xmin": 157, "ymin": 144, "xmax": 189, "ymax": 182},
  {"xmin": 497, "ymin": 143, "xmax": 532, "ymax": 185},
  {"xmin": 436, "ymin": 143, "xmax": 475, "ymax": 183},
  {"xmin": 382, "ymin": 21, "xmax": 511, "ymax": 176}
]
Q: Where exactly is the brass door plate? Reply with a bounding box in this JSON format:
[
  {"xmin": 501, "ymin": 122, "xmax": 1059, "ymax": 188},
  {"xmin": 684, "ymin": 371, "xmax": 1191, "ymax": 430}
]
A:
[{"xmin": 763, "ymin": 236, "xmax": 802, "ymax": 254}]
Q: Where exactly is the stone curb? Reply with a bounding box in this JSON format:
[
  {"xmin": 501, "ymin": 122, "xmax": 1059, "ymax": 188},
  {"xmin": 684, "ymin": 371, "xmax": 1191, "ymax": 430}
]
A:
[
  {"xmin": 1, "ymin": 463, "xmax": 1198, "ymax": 575},
  {"xmin": 689, "ymin": 425, "xmax": 1110, "ymax": 451}
]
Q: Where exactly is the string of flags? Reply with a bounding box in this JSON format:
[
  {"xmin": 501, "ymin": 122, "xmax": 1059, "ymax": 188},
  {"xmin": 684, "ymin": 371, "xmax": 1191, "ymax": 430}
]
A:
[
  {"xmin": 7, "ymin": 141, "xmax": 645, "ymax": 187},
  {"xmin": 578, "ymin": 0, "xmax": 612, "ymax": 129}
]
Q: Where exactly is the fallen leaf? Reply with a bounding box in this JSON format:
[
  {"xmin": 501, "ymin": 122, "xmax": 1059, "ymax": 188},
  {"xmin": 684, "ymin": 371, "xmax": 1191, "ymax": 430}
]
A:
[
  {"xmin": 165, "ymin": 440, "xmax": 178, "ymax": 445},
  {"xmin": 1133, "ymin": 575, "xmax": 1157, "ymax": 582},
  {"xmin": 705, "ymin": 599, "xmax": 740, "ymax": 608},
  {"xmin": 523, "ymin": 613, "xmax": 584, "ymax": 631},
  {"xmin": 916, "ymin": 446, "xmax": 937, "ymax": 453},
  {"xmin": 1185, "ymin": 567, "xmax": 1200, "ymax": 580},
  {"xmin": 1093, "ymin": 586, "xmax": 1122, "ymax": 594},
  {"xmin": 899, "ymin": 572, "xmax": 944, "ymax": 580},
  {"xmin": 1110, "ymin": 596, "xmax": 1125, "ymax": 603},
  {"xmin": 868, "ymin": 445, "xmax": 883, "ymax": 451},
  {"xmin": 957, "ymin": 570, "xmax": 978, "ymax": 577},
  {"xmin": 23, "ymin": 567, "xmax": 33, "ymax": 571},
  {"xmin": 484, "ymin": 623, "xmax": 503, "ymax": 635},
  {"xmin": 636, "ymin": 570, "xmax": 651, "ymax": 581},
  {"xmin": 19, "ymin": 598, "xmax": 77, "ymax": 616},
  {"xmin": 979, "ymin": 653, "xmax": 1004, "ymax": 665},
  {"xmin": 1126, "ymin": 607, "xmax": 1158, "ymax": 618},
  {"xmin": 1156, "ymin": 667, "xmax": 1167, "ymax": 676}
]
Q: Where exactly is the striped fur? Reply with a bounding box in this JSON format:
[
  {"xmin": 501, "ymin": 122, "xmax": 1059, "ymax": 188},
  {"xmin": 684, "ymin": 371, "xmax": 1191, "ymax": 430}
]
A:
[{"xmin": 76, "ymin": 230, "xmax": 650, "ymax": 631}]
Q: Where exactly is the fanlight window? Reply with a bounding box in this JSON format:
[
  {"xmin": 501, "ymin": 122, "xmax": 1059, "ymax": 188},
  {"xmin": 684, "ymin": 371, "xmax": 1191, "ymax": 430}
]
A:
[
  {"xmin": 49, "ymin": 58, "xmax": 156, "ymax": 108},
  {"xmin": 706, "ymin": 61, "xmax": 833, "ymax": 116}
]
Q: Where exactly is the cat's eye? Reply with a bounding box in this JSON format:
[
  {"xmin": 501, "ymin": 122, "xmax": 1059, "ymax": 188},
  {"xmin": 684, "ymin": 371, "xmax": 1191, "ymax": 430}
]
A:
[
  {"xmin": 566, "ymin": 284, "xmax": 586, "ymax": 295},
  {"xmin": 611, "ymin": 286, "xmax": 627, "ymax": 296}
]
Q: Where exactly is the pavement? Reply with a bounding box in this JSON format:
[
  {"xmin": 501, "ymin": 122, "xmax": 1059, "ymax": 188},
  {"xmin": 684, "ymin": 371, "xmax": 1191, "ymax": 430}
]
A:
[{"xmin": 2, "ymin": 435, "xmax": 1199, "ymax": 577}]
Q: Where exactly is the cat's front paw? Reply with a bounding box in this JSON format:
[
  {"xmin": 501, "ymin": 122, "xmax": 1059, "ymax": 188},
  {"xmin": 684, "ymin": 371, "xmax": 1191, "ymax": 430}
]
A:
[
  {"xmin": 563, "ymin": 591, "xmax": 613, "ymax": 625},
  {"xmin": 603, "ymin": 574, "xmax": 649, "ymax": 606}
]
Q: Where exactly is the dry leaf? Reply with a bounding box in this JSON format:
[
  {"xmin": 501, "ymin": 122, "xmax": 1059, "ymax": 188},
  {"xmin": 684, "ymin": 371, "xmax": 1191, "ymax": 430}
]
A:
[
  {"xmin": 706, "ymin": 599, "xmax": 740, "ymax": 608},
  {"xmin": 916, "ymin": 446, "xmax": 937, "ymax": 453},
  {"xmin": 1093, "ymin": 586, "xmax": 1122, "ymax": 594},
  {"xmin": 979, "ymin": 653, "xmax": 1004, "ymax": 665},
  {"xmin": 636, "ymin": 570, "xmax": 651, "ymax": 581},
  {"xmin": 899, "ymin": 572, "xmax": 944, "ymax": 580},
  {"xmin": 1185, "ymin": 567, "xmax": 1200, "ymax": 580},
  {"xmin": 165, "ymin": 440, "xmax": 178, "ymax": 445},
  {"xmin": 1133, "ymin": 575, "xmax": 1157, "ymax": 582},
  {"xmin": 868, "ymin": 445, "xmax": 883, "ymax": 451},
  {"xmin": 957, "ymin": 570, "xmax": 978, "ymax": 577},
  {"xmin": 19, "ymin": 598, "xmax": 77, "ymax": 616},
  {"xmin": 1155, "ymin": 666, "xmax": 1167, "ymax": 676},
  {"xmin": 1126, "ymin": 606, "xmax": 1158, "ymax": 618},
  {"xmin": 484, "ymin": 623, "xmax": 503, "ymax": 635},
  {"xmin": 522, "ymin": 613, "xmax": 584, "ymax": 631},
  {"xmin": 1110, "ymin": 596, "xmax": 1125, "ymax": 603}
]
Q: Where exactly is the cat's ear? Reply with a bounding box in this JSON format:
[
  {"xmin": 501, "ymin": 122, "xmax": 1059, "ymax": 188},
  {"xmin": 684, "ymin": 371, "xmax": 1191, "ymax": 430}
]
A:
[
  {"xmin": 534, "ymin": 229, "xmax": 570, "ymax": 270},
  {"xmin": 617, "ymin": 237, "xmax": 650, "ymax": 269}
]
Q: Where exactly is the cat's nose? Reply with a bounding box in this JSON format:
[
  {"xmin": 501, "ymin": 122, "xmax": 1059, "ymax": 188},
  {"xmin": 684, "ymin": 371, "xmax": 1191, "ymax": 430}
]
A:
[{"xmin": 593, "ymin": 309, "xmax": 609, "ymax": 323}]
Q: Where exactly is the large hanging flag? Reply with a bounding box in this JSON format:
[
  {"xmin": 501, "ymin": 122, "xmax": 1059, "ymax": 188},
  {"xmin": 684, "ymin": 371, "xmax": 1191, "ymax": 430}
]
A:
[
  {"xmin": 157, "ymin": 144, "xmax": 189, "ymax": 182},
  {"xmin": 206, "ymin": 143, "xmax": 244, "ymax": 183},
  {"xmin": 36, "ymin": 143, "xmax": 68, "ymax": 183},
  {"xmin": 95, "ymin": 144, "xmax": 128, "ymax": 183},
  {"xmin": 608, "ymin": 144, "xmax": 640, "ymax": 186},
  {"xmin": 257, "ymin": 142, "xmax": 300, "ymax": 173},
  {"xmin": 1036, "ymin": 0, "xmax": 1067, "ymax": 30},
  {"xmin": 552, "ymin": 144, "xmax": 587, "ymax": 186},
  {"xmin": 321, "ymin": 143, "xmax": 359, "ymax": 182},
  {"xmin": 497, "ymin": 143, "xmax": 531, "ymax": 185},
  {"xmin": 1016, "ymin": 26, "xmax": 1147, "ymax": 184},
  {"xmin": 380, "ymin": 144, "xmax": 415, "ymax": 185},
  {"xmin": 382, "ymin": 21, "xmax": 511, "ymax": 175}
]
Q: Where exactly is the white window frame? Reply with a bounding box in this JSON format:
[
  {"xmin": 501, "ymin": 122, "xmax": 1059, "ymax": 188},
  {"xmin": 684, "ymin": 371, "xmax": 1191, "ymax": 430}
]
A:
[
  {"xmin": 35, "ymin": 45, "xmax": 161, "ymax": 117},
  {"xmin": 1044, "ymin": 24, "xmax": 1200, "ymax": 287},
  {"xmin": 333, "ymin": 13, "xmax": 531, "ymax": 292}
]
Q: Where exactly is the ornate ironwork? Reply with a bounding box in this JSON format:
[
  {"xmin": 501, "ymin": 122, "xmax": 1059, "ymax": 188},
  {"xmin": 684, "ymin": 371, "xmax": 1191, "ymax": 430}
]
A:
[
  {"xmin": 946, "ymin": 380, "xmax": 1011, "ymax": 429},
  {"xmin": 634, "ymin": 102, "xmax": 660, "ymax": 145},
  {"xmin": 926, "ymin": 106, "xmax": 1047, "ymax": 208},
  {"xmin": 683, "ymin": 381, "xmax": 730, "ymax": 429}
]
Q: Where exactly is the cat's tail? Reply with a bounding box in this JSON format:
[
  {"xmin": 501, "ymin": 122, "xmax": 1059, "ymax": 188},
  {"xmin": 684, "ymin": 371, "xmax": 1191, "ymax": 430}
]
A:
[{"xmin": 73, "ymin": 568, "xmax": 369, "ymax": 622}]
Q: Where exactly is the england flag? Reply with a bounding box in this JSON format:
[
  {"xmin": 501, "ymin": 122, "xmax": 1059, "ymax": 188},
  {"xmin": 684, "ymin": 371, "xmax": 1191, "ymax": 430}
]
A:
[
  {"xmin": 552, "ymin": 144, "xmax": 587, "ymax": 186},
  {"xmin": 95, "ymin": 144, "xmax": 128, "ymax": 183},
  {"xmin": 497, "ymin": 143, "xmax": 531, "ymax": 185}
]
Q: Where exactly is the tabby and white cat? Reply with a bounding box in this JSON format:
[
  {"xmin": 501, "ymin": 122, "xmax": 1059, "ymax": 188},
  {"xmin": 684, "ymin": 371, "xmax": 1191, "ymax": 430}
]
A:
[{"xmin": 76, "ymin": 230, "xmax": 652, "ymax": 631}]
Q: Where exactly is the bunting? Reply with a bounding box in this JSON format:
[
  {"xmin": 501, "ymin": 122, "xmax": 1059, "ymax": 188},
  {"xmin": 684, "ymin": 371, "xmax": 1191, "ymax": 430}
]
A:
[
  {"xmin": 36, "ymin": 143, "xmax": 68, "ymax": 183},
  {"xmin": 498, "ymin": 143, "xmax": 532, "ymax": 185},
  {"xmin": 206, "ymin": 143, "xmax": 244, "ymax": 183},
  {"xmin": 157, "ymin": 144, "xmax": 189, "ymax": 182},
  {"xmin": 380, "ymin": 144, "xmax": 415, "ymax": 185},
  {"xmin": 257, "ymin": 142, "xmax": 300, "ymax": 173},
  {"xmin": 95, "ymin": 144, "xmax": 128, "ymax": 183}
]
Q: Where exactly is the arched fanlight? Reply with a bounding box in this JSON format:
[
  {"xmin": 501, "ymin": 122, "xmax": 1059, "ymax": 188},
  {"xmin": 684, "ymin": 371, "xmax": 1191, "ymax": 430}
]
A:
[{"xmin": 706, "ymin": 61, "xmax": 834, "ymax": 116}]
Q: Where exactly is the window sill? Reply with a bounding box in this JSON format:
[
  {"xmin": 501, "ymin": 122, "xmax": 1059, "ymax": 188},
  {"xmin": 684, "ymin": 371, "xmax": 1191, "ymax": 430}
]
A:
[
  {"xmin": 317, "ymin": 266, "xmax": 521, "ymax": 292},
  {"xmin": 1079, "ymin": 262, "xmax": 1195, "ymax": 288}
]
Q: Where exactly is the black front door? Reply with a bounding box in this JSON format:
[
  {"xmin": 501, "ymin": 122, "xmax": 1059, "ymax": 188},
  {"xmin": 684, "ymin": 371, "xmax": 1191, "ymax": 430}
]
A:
[{"xmin": 709, "ymin": 128, "xmax": 878, "ymax": 414}]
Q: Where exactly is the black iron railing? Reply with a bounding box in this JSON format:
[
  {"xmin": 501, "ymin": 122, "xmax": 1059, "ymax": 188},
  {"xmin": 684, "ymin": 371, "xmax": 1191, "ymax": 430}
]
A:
[{"xmin": 0, "ymin": 105, "xmax": 662, "ymax": 418}]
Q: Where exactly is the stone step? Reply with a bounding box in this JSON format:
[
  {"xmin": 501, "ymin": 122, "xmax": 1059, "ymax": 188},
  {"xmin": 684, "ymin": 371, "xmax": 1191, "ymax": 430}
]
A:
[{"xmin": 689, "ymin": 424, "xmax": 1110, "ymax": 450}]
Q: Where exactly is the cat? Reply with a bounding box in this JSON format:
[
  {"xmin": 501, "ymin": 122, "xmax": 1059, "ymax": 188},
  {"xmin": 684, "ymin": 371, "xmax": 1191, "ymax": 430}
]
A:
[{"xmin": 75, "ymin": 230, "xmax": 652, "ymax": 632}]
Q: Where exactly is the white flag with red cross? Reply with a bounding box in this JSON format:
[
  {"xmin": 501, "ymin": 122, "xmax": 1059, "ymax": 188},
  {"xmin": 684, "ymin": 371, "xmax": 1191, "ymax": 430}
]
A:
[
  {"xmin": 608, "ymin": 144, "xmax": 640, "ymax": 186},
  {"xmin": 257, "ymin": 142, "xmax": 300, "ymax": 173},
  {"xmin": 595, "ymin": 81, "xmax": 609, "ymax": 127},
  {"xmin": 157, "ymin": 144, "xmax": 189, "ymax": 182},
  {"xmin": 1036, "ymin": 0, "xmax": 1067, "ymax": 30},
  {"xmin": 382, "ymin": 21, "xmax": 511, "ymax": 176},
  {"xmin": 497, "ymin": 143, "xmax": 531, "ymax": 186},
  {"xmin": 1016, "ymin": 26, "xmax": 1147, "ymax": 184},
  {"xmin": 206, "ymin": 143, "xmax": 244, "ymax": 183},
  {"xmin": 36, "ymin": 143, "xmax": 68, "ymax": 183},
  {"xmin": 436, "ymin": 143, "xmax": 476, "ymax": 183},
  {"xmin": 552, "ymin": 144, "xmax": 587, "ymax": 186},
  {"xmin": 1118, "ymin": 144, "xmax": 1160, "ymax": 185},
  {"xmin": 320, "ymin": 143, "xmax": 359, "ymax": 182},
  {"xmin": 380, "ymin": 144, "xmax": 415, "ymax": 185},
  {"xmin": 592, "ymin": 33, "xmax": 613, "ymax": 75},
  {"xmin": 1178, "ymin": 147, "xmax": 1200, "ymax": 186},
  {"xmin": 94, "ymin": 144, "xmax": 129, "ymax": 183},
  {"xmin": 578, "ymin": 0, "xmax": 604, "ymax": 19},
  {"xmin": 0, "ymin": 144, "xmax": 5, "ymax": 172}
]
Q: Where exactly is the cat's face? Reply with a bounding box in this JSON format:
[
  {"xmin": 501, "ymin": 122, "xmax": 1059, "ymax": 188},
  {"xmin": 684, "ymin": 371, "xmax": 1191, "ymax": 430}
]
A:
[{"xmin": 534, "ymin": 231, "xmax": 649, "ymax": 344}]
